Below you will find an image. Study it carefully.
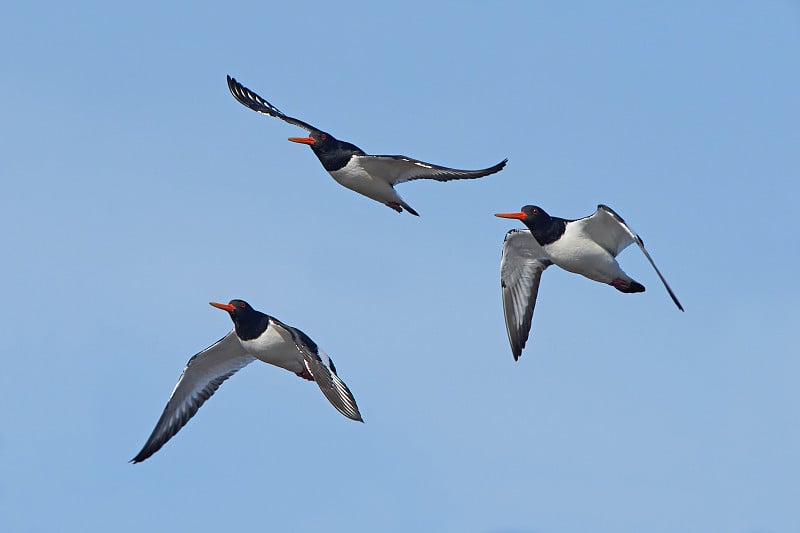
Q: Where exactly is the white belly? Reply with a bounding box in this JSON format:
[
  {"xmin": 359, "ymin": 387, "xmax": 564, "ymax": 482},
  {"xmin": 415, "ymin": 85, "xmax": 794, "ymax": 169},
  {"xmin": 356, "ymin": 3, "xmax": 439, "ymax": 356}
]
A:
[
  {"xmin": 329, "ymin": 159, "xmax": 402, "ymax": 204},
  {"xmin": 239, "ymin": 325, "xmax": 304, "ymax": 374},
  {"xmin": 545, "ymin": 226, "xmax": 627, "ymax": 284}
]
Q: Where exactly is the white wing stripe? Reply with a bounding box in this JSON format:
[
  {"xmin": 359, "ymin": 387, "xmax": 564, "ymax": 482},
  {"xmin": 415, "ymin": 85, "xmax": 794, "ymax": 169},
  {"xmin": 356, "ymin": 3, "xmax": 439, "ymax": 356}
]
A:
[
  {"xmin": 357, "ymin": 155, "xmax": 507, "ymax": 185},
  {"xmin": 500, "ymin": 230, "xmax": 550, "ymax": 360},
  {"xmin": 131, "ymin": 331, "xmax": 255, "ymax": 463}
]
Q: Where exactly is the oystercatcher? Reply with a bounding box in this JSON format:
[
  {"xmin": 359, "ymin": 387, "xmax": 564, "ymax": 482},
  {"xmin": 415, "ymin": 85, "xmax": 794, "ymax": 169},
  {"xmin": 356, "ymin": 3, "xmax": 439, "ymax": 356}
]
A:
[
  {"xmin": 495, "ymin": 205, "xmax": 683, "ymax": 359},
  {"xmin": 131, "ymin": 300, "xmax": 362, "ymax": 463},
  {"xmin": 227, "ymin": 75, "xmax": 507, "ymax": 215}
]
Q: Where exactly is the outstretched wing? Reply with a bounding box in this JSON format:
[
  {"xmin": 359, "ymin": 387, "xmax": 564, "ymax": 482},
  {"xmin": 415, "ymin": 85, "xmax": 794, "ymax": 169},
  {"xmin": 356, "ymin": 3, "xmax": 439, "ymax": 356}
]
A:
[
  {"xmin": 227, "ymin": 75, "xmax": 320, "ymax": 133},
  {"xmin": 131, "ymin": 331, "xmax": 256, "ymax": 463},
  {"xmin": 584, "ymin": 205, "xmax": 684, "ymax": 311},
  {"xmin": 356, "ymin": 155, "xmax": 507, "ymax": 185},
  {"xmin": 288, "ymin": 326, "xmax": 363, "ymax": 422},
  {"xmin": 500, "ymin": 229, "xmax": 551, "ymax": 360},
  {"xmin": 573, "ymin": 205, "xmax": 636, "ymax": 258}
]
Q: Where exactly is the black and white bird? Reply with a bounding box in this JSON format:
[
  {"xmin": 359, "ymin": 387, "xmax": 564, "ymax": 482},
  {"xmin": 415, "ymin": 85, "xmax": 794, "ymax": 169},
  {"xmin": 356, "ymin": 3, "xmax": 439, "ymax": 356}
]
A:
[
  {"xmin": 131, "ymin": 300, "xmax": 362, "ymax": 463},
  {"xmin": 227, "ymin": 75, "xmax": 507, "ymax": 216},
  {"xmin": 495, "ymin": 204, "xmax": 684, "ymax": 360}
]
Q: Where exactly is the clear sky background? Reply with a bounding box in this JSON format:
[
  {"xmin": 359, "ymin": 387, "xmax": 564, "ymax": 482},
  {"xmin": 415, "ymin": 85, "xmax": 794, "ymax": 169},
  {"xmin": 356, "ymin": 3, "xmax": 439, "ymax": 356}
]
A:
[{"xmin": 1, "ymin": 2, "xmax": 798, "ymax": 532}]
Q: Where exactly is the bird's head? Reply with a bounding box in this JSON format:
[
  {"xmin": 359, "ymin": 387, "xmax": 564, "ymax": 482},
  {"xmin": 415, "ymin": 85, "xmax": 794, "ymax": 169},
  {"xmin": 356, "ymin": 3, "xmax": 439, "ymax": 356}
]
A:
[
  {"xmin": 210, "ymin": 300, "xmax": 269, "ymax": 340},
  {"xmin": 210, "ymin": 299, "xmax": 256, "ymax": 324},
  {"xmin": 288, "ymin": 130, "xmax": 334, "ymax": 150},
  {"xmin": 495, "ymin": 205, "xmax": 552, "ymax": 230},
  {"xmin": 288, "ymin": 130, "xmax": 364, "ymax": 171}
]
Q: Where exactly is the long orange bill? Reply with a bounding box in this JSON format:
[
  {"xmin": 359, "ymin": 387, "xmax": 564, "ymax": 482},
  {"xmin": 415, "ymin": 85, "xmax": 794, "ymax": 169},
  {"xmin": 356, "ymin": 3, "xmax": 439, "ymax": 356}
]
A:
[
  {"xmin": 494, "ymin": 212, "xmax": 527, "ymax": 220},
  {"xmin": 288, "ymin": 137, "xmax": 316, "ymax": 145},
  {"xmin": 209, "ymin": 302, "xmax": 235, "ymax": 312}
]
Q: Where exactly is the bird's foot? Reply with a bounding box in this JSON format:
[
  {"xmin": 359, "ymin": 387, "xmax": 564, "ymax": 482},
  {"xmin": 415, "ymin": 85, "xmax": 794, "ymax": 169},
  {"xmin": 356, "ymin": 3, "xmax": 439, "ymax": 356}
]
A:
[
  {"xmin": 385, "ymin": 202, "xmax": 403, "ymax": 213},
  {"xmin": 295, "ymin": 369, "xmax": 314, "ymax": 381},
  {"xmin": 611, "ymin": 278, "xmax": 629, "ymax": 291}
]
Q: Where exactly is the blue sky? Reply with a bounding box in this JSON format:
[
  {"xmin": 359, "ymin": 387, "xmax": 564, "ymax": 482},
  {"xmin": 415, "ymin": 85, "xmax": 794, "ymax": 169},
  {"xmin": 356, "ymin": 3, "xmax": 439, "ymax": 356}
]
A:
[{"xmin": 1, "ymin": 1, "xmax": 798, "ymax": 532}]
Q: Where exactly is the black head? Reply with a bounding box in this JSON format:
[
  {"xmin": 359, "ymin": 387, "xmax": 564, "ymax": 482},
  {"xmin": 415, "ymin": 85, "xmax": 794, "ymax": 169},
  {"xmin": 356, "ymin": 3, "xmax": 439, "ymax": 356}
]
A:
[
  {"xmin": 495, "ymin": 205, "xmax": 565, "ymax": 245},
  {"xmin": 209, "ymin": 299, "xmax": 268, "ymax": 340},
  {"xmin": 210, "ymin": 298, "xmax": 251, "ymax": 314},
  {"xmin": 288, "ymin": 130, "xmax": 365, "ymax": 172},
  {"xmin": 288, "ymin": 130, "xmax": 333, "ymax": 148},
  {"xmin": 495, "ymin": 205, "xmax": 551, "ymax": 227}
]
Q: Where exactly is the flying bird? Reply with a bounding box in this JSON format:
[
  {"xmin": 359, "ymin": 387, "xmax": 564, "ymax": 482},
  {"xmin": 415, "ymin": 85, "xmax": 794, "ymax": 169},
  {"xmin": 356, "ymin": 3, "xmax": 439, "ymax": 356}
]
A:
[
  {"xmin": 227, "ymin": 75, "xmax": 507, "ymax": 216},
  {"xmin": 131, "ymin": 299, "xmax": 362, "ymax": 463},
  {"xmin": 495, "ymin": 204, "xmax": 683, "ymax": 360}
]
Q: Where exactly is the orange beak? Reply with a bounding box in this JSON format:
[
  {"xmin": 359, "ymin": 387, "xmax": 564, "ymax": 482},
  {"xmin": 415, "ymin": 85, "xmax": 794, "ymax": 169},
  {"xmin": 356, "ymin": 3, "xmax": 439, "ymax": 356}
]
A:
[
  {"xmin": 288, "ymin": 137, "xmax": 316, "ymax": 145},
  {"xmin": 494, "ymin": 212, "xmax": 527, "ymax": 220},
  {"xmin": 209, "ymin": 301, "xmax": 235, "ymax": 312}
]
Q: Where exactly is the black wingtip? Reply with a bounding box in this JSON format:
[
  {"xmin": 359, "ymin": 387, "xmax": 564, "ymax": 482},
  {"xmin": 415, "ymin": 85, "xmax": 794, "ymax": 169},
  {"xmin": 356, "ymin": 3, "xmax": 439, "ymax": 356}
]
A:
[
  {"xmin": 512, "ymin": 343, "xmax": 523, "ymax": 361},
  {"xmin": 129, "ymin": 445, "xmax": 158, "ymax": 464},
  {"xmin": 226, "ymin": 75, "xmax": 258, "ymax": 110},
  {"xmin": 489, "ymin": 158, "xmax": 508, "ymax": 175},
  {"xmin": 129, "ymin": 454, "xmax": 146, "ymax": 465}
]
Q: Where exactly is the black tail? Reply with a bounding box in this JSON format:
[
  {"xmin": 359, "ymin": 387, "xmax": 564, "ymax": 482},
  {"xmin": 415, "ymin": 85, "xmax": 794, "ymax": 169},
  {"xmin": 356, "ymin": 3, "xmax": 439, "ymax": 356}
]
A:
[
  {"xmin": 403, "ymin": 203, "xmax": 420, "ymax": 216},
  {"xmin": 612, "ymin": 278, "xmax": 646, "ymax": 294},
  {"xmin": 389, "ymin": 201, "xmax": 419, "ymax": 216},
  {"xmin": 629, "ymin": 281, "xmax": 645, "ymax": 293},
  {"xmin": 622, "ymin": 280, "xmax": 645, "ymax": 293}
]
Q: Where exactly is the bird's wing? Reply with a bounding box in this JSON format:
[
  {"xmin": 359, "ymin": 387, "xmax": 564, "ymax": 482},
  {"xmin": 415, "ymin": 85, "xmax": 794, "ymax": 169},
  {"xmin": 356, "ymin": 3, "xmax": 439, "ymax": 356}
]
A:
[
  {"xmin": 355, "ymin": 155, "xmax": 507, "ymax": 185},
  {"xmin": 572, "ymin": 205, "xmax": 637, "ymax": 257},
  {"xmin": 131, "ymin": 331, "xmax": 256, "ymax": 463},
  {"xmin": 500, "ymin": 229, "xmax": 551, "ymax": 360},
  {"xmin": 582, "ymin": 205, "xmax": 684, "ymax": 311},
  {"xmin": 227, "ymin": 75, "xmax": 320, "ymax": 133},
  {"xmin": 284, "ymin": 325, "xmax": 363, "ymax": 422}
]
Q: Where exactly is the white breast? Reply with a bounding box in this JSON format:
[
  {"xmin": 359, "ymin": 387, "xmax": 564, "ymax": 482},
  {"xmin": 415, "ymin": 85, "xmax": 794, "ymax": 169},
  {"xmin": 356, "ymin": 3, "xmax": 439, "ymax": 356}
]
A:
[
  {"xmin": 239, "ymin": 324, "xmax": 305, "ymax": 374},
  {"xmin": 329, "ymin": 158, "xmax": 402, "ymax": 204},
  {"xmin": 545, "ymin": 223, "xmax": 626, "ymax": 284}
]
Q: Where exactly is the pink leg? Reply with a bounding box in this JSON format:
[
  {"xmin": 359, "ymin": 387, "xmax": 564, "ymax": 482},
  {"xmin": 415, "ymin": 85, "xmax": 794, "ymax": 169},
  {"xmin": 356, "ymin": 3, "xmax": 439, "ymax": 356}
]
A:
[{"xmin": 611, "ymin": 278, "xmax": 630, "ymax": 291}]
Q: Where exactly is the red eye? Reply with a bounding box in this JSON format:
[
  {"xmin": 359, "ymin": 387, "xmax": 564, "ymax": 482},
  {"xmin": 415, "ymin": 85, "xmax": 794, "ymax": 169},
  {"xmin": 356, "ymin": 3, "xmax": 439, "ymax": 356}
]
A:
[{"xmin": 320, "ymin": 133, "xmax": 327, "ymax": 141}]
